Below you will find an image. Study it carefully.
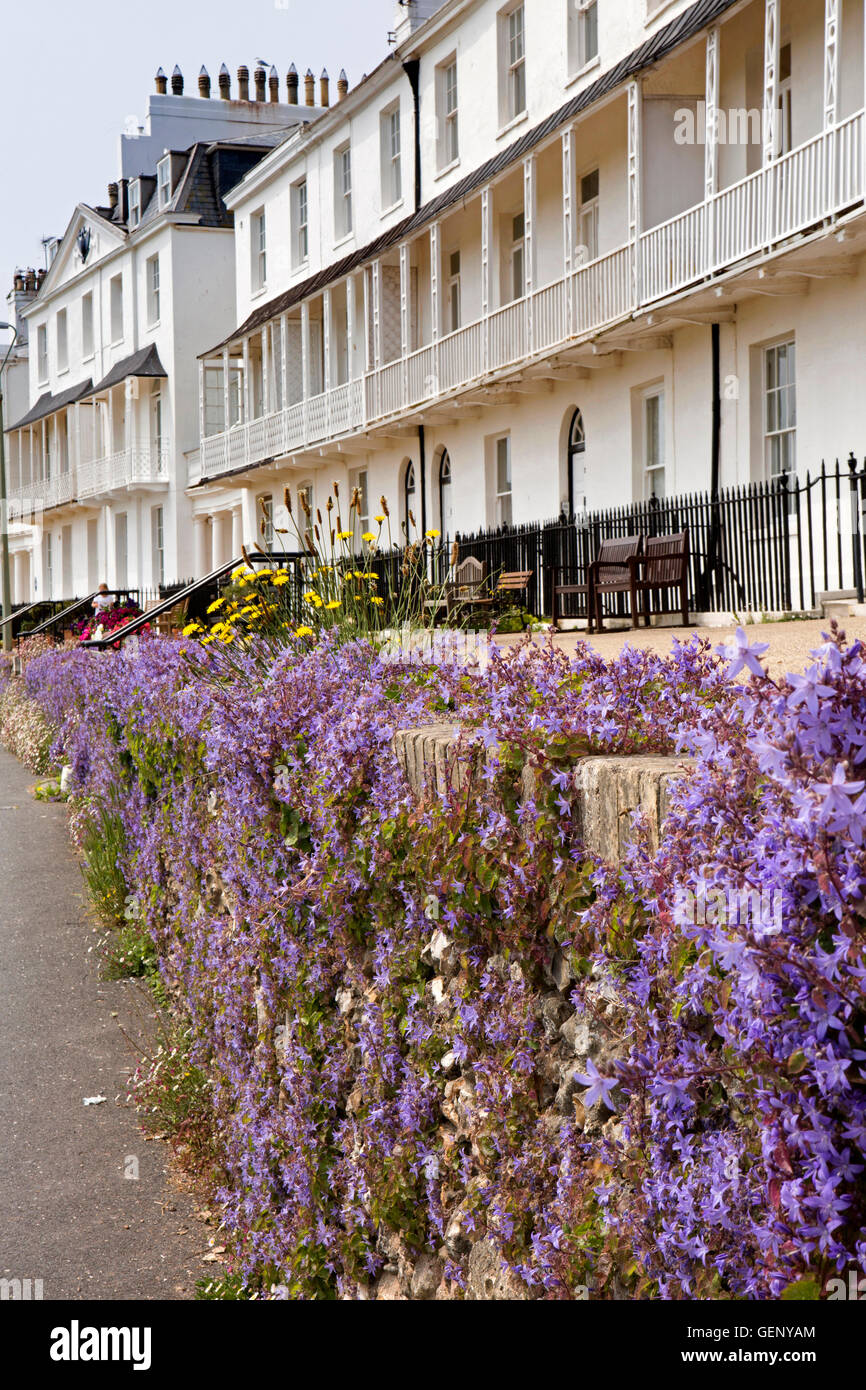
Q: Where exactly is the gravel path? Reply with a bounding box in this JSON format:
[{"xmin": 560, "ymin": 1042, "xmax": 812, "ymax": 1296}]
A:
[{"xmin": 497, "ymin": 615, "xmax": 866, "ymax": 677}]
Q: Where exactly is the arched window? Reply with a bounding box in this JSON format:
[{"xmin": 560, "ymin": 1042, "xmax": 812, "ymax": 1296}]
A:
[
  {"xmin": 567, "ymin": 407, "xmax": 586, "ymax": 518},
  {"xmin": 403, "ymin": 460, "xmax": 416, "ymax": 538},
  {"xmin": 438, "ymin": 449, "xmax": 453, "ymax": 538}
]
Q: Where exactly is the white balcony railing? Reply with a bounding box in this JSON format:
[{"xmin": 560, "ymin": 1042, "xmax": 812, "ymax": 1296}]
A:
[
  {"xmin": 9, "ymin": 446, "xmax": 170, "ymax": 513},
  {"xmin": 198, "ymin": 111, "xmax": 865, "ymax": 484}
]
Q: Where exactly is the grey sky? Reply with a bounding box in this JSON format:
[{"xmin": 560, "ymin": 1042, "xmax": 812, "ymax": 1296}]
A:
[{"xmin": 0, "ymin": 0, "xmax": 395, "ymax": 313}]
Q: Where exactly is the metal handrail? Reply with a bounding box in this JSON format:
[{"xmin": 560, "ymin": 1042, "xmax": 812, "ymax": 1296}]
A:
[
  {"xmin": 83, "ymin": 551, "xmax": 307, "ymax": 650},
  {"xmin": 24, "ymin": 589, "xmax": 140, "ymax": 642},
  {"xmin": 0, "ymin": 599, "xmax": 48, "ymax": 632}
]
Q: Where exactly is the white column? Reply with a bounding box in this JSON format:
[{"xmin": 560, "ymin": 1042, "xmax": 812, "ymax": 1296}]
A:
[
  {"xmin": 280, "ymin": 314, "xmax": 288, "ymax": 408},
  {"xmin": 301, "ymin": 301, "xmax": 311, "ymax": 443},
  {"xmin": 198, "ymin": 361, "xmax": 206, "ymax": 453},
  {"xmin": 481, "ymin": 187, "xmax": 492, "ymax": 368},
  {"xmin": 705, "ymin": 26, "xmax": 720, "ymax": 274},
  {"xmin": 194, "ymin": 515, "xmax": 210, "ymax": 577},
  {"xmin": 261, "ymin": 326, "xmax": 270, "ymax": 414},
  {"xmin": 763, "ymin": 0, "xmax": 780, "ymax": 167},
  {"xmin": 561, "ymin": 130, "xmax": 575, "ymax": 336},
  {"xmin": 242, "ymin": 337, "xmax": 251, "ymax": 422},
  {"xmin": 523, "ymin": 155, "xmax": 536, "ymax": 353},
  {"xmin": 231, "ymin": 505, "xmax": 243, "ymax": 557},
  {"xmin": 222, "ymin": 347, "xmax": 231, "ymax": 429},
  {"xmin": 322, "ymin": 290, "xmax": 332, "ymax": 393},
  {"xmin": 627, "ymin": 80, "xmax": 643, "ymax": 307},
  {"xmin": 824, "ymin": 0, "xmax": 841, "ymax": 128},
  {"xmin": 371, "ymin": 260, "xmax": 382, "ymax": 369},
  {"xmin": 429, "ymin": 223, "xmax": 440, "ymax": 342},
  {"xmin": 346, "ymin": 275, "xmax": 356, "ymax": 381},
  {"xmin": 399, "ymin": 242, "xmax": 410, "ymax": 407}
]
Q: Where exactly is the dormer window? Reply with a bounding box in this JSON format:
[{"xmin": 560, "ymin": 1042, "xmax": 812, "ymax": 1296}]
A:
[
  {"xmin": 129, "ymin": 180, "xmax": 142, "ymax": 228},
  {"xmin": 157, "ymin": 157, "xmax": 172, "ymax": 209}
]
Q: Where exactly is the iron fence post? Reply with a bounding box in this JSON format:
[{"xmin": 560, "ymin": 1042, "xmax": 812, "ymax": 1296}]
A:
[{"xmin": 849, "ymin": 452, "xmax": 864, "ymax": 603}]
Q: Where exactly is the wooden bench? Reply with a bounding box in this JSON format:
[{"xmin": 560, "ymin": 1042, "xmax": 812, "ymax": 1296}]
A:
[
  {"xmin": 634, "ymin": 530, "xmax": 690, "ymax": 628},
  {"xmin": 492, "ymin": 569, "xmax": 533, "ymax": 612},
  {"xmin": 553, "ymin": 536, "xmax": 642, "ymax": 633},
  {"xmin": 445, "ymin": 556, "xmax": 491, "ymax": 621}
]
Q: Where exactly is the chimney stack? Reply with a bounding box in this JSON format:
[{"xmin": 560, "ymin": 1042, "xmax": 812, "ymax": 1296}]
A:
[
  {"xmin": 337, "ymin": 69, "xmax": 349, "ymax": 100},
  {"xmin": 237, "ymin": 65, "xmax": 250, "ymax": 100},
  {"xmin": 24, "ymin": 269, "xmax": 37, "ymax": 293},
  {"xmin": 35, "ymin": 269, "xmax": 47, "ymax": 290},
  {"xmin": 319, "ymin": 69, "xmax": 330, "ymax": 106},
  {"xmin": 155, "ymin": 66, "xmax": 167, "ymax": 95},
  {"xmin": 304, "ymin": 68, "xmax": 315, "ymax": 105},
  {"xmin": 198, "ymin": 65, "xmax": 211, "ymax": 98},
  {"xmin": 254, "ymin": 65, "xmax": 266, "ymax": 101},
  {"xmin": 268, "ymin": 65, "xmax": 279, "ymax": 102},
  {"xmin": 107, "ymin": 182, "xmax": 119, "ymax": 209},
  {"xmin": 171, "ymin": 65, "xmax": 184, "ymax": 95},
  {"xmin": 286, "ymin": 63, "xmax": 299, "ymax": 104}
]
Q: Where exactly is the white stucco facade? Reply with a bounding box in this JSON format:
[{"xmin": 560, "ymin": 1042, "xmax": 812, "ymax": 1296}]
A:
[{"xmin": 189, "ymin": 0, "xmax": 866, "ymax": 570}]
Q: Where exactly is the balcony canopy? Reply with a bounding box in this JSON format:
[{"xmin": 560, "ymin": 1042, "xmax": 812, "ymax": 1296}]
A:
[
  {"xmin": 91, "ymin": 343, "xmax": 167, "ymax": 395},
  {"xmin": 8, "ymin": 378, "xmax": 94, "ymax": 432}
]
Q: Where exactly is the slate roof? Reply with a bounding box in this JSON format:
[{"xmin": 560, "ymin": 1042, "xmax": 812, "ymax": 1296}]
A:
[
  {"xmin": 202, "ymin": 0, "xmax": 742, "ymax": 357},
  {"xmin": 91, "ymin": 344, "xmax": 167, "ymax": 394},
  {"xmin": 9, "ymin": 378, "xmax": 93, "ymax": 430}
]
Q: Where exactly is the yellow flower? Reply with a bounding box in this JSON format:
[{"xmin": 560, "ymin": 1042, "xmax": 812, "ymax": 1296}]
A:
[
  {"xmin": 182, "ymin": 622, "xmax": 202, "ymax": 637},
  {"xmin": 231, "ymin": 565, "xmax": 252, "ymax": 581},
  {"xmin": 370, "ymin": 596, "xmax": 384, "ymax": 606},
  {"xmin": 201, "ymin": 634, "xmax": 216, "ymax": 645},
  {"xmin": 220, "ymin": 631, "xmax": 236, "ymax": 644},
  {"xmin": 325, "ymin": 600, "xmax": 341, "ymax": 610},
  {"xmin": 271, "ymin": 572, "xmax": 291, "ymax": 586},
  {"xmin": 303, "ymin": 591, "xmax": 323, "ymax": 608},
  {"xmin": 374, "ymin": 514, "xmax": 385, "ymax": 524},
  {"xmin": 337, "ymin": 530, "xmax": 353, "ymax": 541},
  {"xmin": 361, "ymin": 532, "xmax": 377, "ymax": 543},
  {"xmin": 294, "ymin": 626, "xmax": 314, "ymax": 639},
  {"xmin": 239, "ymin": 605, "xmax": 260, "ymax": 618},
  {"xmin": 426, "ymin": 528, "xmax": 441, "ymax": 539},
  {"xmin": 206, "ymin": 597, "xmax": 226, "ymax": 614}
]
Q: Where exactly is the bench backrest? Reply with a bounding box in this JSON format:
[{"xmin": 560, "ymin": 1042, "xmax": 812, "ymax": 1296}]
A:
[
  {"xmin": 595, "ymin": 534, "xmax": 642, "ymax": 580},
  {"xmin": 452, "ymin": 555, "xmax": 487, "ymax": 597},
  {"xmin": 495, "ymin": 570, "xmax": 533, "ymax": 594},
  {"xmin": 643, "ymin": 530, "xmax": 689, "ymax": 584}
]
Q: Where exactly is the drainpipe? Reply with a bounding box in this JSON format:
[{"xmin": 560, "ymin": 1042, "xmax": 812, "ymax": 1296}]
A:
[
  {"xmin": 698, "ymin": 323, "xmax": 722, "ymax": 611},
  {"xmin": 402, "ymin": 57, "xmax": 425, "ymax": 531},
  {"xmin": 402, "ymin": 58, "xmax": 422, "ymax": 213}
]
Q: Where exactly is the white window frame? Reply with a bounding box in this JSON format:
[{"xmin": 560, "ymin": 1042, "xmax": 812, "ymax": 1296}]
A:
[
  {"xmin": 152, "ymin": 504, "xmax": 165, "ymax": 587},
  {"xmin": 571, "ymin": 0, "xmax": 599, "ymax": 74},
  {"xmin": 292, "ymin": 180, "xmax": 309, "ymax": 266},
  {"xmin": 381, "ymin": 106, "xmax": 402, "ymax": 209},
  {"xmin": 36, "ymin": 324, "xmax": 48, "ymax": 383},
  {"xmin": 128, "ymin": 179, "xmax": 142, "ymax": 228},
  {"xmin": 157, "ymin": 157, "xmax": 172, "ymax": 209},
  {"xmin": 81, "ymin": 292, "xmax": 94, "ymax": 359},
  {"xmin": 510, "ymin": 213, "xmax": 525, "ymax": 302},
  {"xmin": 257, "ymin": 493, "xmax": 275, "ymax": 549},
  {"xmin": 147, "ymin": 253, "xmax": 160, "ymax": 326},
  {"xmin": 495, "ymin": 435, "xmax": 513, "ymax": 525},
  {"xmin": 335, "ymin": 144, "xmax": 353, "ymax": 240},
  {"xmin": 110, "ymin": 274, "xmax": 124, "ymax": 344},
  {"xmin": 503, "ymin": 4, "xmax": 527, "ymax": 123},
  {"xmin": 775, "ymin": 45, "xmax": 793, "ymax": 158},
  {"xmin": 447, "ymin": 250, "xmax": 461, "ymax": 333},
  {"xmin": 577, "ymin": 167, "xmax": 599, "ymax": 264},
  {"xmin": 764, "ymin": 339, "xmax": 796, "ymax": 485},
  {"xmin": 56, "ymin": 309, "xmax": 68, "ymax": 374},
  {"xmin": 643, "ymin": 386, "xmax": 666, "ymax": 499},
  {"xmin": 438, "ymin": 58, "xmax": 459, "ymax": 168},
  {"xmin": 251, "ymin": 210, "xmax": 267, "ymax": 292}
]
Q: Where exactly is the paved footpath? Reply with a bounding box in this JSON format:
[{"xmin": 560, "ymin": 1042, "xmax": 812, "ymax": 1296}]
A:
[{"xmin": 0, "ymin": 747, "xmax": 206, "ymax": 1300}]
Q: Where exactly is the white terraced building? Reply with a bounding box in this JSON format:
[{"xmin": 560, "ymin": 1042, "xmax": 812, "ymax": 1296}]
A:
[
  {"xmin": 190, "ymin": 0, "xmax": 866, "ymax": 572},
  {"xmin": 2, "ymin": 64, "xmax": 328, "ymax": 602}
]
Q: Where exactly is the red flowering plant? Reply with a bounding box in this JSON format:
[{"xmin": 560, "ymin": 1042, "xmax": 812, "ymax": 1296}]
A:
[{"xmin": 72, "ymin": 599, "xmax": 141, "ymax": 643}]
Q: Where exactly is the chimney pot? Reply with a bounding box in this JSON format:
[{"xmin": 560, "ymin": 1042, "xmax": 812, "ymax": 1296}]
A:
[
  {"xmin": 286, "ymin": 63, "xmax": 299, "ymax": 104},
  {"xmin": 268, "ymin": 65, "xmax": 279, "ymax": 102},
  {"xmin": 171, "ymin": 65, "xmax": 184, "ymax": 95},
  {"xmin": 155, "ymin": 66, "xmax": 167, "ymax": 95},
  {"xmin": 237, "ymin": 65, "xmax": 250, "ymax": 100},
  {"xmin": 337, "ymin": 69, "xmax": 349, "ymax": 99},
  {"xmin": 13, "ymin": 272, "xmax": 24, "ymax": 292},
  {"xmin": 320, "ymin": 68, "xmax": 330, "ymax": 106},
  {"xmin": 108, "ymin": 181, "xmax": 119, "ymax": 208},
  {"xmin": 198, "ymin": 65, "xmax": 211, "ymax": 98},
  {"xmin": 35, "ymin": 269, "xmax": 47, "ymax": 289},
  {"xmin": 218, "ymin": 63, "xmax": 231, "ymax": 99},
  {"xmin": 254, "ymin": 65, "xmax": 267, "ymax": 101},
  {"xmin": 304, "ymin": 68, "xmax": 315, "ymax": 106}
]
